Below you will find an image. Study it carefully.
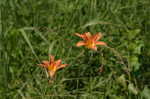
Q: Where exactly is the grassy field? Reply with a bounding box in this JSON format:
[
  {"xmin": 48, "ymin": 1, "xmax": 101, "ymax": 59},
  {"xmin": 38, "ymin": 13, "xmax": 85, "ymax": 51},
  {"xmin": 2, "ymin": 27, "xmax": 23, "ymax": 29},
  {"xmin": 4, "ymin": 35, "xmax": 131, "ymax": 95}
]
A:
[{"xmin": 1, "ymin": 0, "xmax": 150, "ymax": 99}]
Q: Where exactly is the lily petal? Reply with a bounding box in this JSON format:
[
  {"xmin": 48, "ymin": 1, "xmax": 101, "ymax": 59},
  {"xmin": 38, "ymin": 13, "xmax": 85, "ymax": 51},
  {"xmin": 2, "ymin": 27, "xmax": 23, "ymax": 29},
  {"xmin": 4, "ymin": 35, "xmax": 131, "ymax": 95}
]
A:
[
  {"xmin": 49, "ymin": 55, "xmax": 55, "ymax": 63},
  {"xmin": 38, "ymin": 64, "xmax": 47, "ymax": 68},
  {"xmin": 75, "ymin": 32, "xmax": 91, "ymax": 40},
  {"xmin": 95, "ymin": 41, "xmax": 107, "ymax": 46},
  {"xmin": 91, "ymin": 46, "xmax": 97, "ymax": 51},
  {"xmin": 38, "ymin": 60, "xmax": 49, "ymax": 68},
  {"xmin": 92, "ymin": 33, "xmax": 102, "ymax": 41},
  {"xmin": 42, "ymin": 61, "xmax": 49, "ymax": 65},
  {"xmin": 57, "ymin": 64, "xmax": 68, "ymax": 70},
  {"xmin": 75, "ymin": 33, "xmax": 87, "ymax": 40},
  {"xmin": 76, "ymin": 41, "xmax": 86, "ymax": 47},
  {"xmin": 48, "ymin": 70, "xmax": 56, "ymax": 78},
  {"xmin": 84, "ymin": 32, "xmax": 91, "ymax": 40},
  {"xmin": 55, "ymin": 59, "xmax": 62, "ymax": 67}
]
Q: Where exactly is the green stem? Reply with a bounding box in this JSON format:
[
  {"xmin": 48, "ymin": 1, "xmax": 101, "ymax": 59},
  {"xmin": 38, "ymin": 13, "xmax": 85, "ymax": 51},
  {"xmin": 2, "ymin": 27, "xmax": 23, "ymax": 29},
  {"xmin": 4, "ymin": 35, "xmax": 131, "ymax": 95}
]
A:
[{"xmin": 104, "ymin": 45, "xmax": 131, "ymax": 80}]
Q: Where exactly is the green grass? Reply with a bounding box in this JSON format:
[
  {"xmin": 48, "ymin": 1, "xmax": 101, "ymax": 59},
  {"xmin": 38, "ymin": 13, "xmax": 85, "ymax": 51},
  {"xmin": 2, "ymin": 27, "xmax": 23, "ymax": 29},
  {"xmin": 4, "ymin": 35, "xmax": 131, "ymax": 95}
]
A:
[{"xmin": 1, "ymin": 0, "xmax": 150, "ymax": 98}]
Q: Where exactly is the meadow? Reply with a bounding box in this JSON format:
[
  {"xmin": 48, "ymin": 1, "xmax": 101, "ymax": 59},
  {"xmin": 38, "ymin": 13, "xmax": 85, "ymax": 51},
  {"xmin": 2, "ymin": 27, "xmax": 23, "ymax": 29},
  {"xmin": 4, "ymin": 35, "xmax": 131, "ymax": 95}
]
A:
[{"xmin": 0, "ymin": 0, "xmax": 150, "ymax": 99}]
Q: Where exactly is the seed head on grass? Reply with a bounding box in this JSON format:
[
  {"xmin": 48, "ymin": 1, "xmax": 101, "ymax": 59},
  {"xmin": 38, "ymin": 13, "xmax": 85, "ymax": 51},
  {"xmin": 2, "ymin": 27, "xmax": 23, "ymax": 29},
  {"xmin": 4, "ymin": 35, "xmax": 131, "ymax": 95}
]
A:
[
  {"xmin": 38, "ymin": 55, "xmax": 68, "ymax": 79},
  {"xmin": 75, "ymin": 32, "xmax": 107, "ymax": 51}
]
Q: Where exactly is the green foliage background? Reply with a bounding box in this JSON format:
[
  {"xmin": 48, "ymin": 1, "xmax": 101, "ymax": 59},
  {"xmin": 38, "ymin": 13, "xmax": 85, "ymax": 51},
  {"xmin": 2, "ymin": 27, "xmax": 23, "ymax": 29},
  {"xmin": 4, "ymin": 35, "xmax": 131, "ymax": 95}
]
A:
[{"xmin": 0, "ymin": 0, "xmax": 150, "ymax": 99}]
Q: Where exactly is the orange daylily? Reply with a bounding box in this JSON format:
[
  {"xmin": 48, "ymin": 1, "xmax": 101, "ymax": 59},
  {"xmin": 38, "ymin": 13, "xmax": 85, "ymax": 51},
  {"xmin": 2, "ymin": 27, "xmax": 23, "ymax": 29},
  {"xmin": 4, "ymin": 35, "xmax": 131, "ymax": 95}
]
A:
[
  {"xmin": 38, "ymin": 55, "xmax": 68, "ymax": 78},
  {"xmin": 75, "ymin": 32, "xmax": 107, "ymax": 51}
]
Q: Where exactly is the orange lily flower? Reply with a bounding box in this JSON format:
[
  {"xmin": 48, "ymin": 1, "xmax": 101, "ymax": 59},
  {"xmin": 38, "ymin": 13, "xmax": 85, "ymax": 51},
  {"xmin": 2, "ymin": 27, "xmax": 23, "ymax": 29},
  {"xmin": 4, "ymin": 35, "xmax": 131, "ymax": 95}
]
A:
[
  {"xmin": 38, "ymin": 55, "xmax": 68, "ymax": 78},
  {"xmin": 75, "ymin": 32, "xmax": 107, "ymax": 50}
]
